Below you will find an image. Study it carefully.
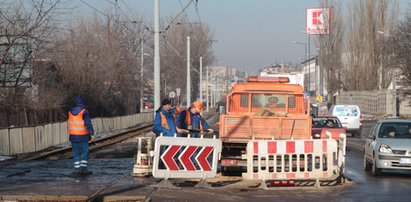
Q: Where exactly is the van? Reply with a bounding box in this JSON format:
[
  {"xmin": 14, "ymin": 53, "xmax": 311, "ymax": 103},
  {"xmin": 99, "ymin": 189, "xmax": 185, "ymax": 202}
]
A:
[{"xmin": 329, "ymin": 105, "xmax": 362, "ymax": 137}]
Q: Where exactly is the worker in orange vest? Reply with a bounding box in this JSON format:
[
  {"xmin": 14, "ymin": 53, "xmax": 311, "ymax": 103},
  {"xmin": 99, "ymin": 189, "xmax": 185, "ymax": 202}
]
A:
[
  {"xmin": 68, "ymin": 96, "xmax": 94, "ymax": 176},
  {"xmin": 176, "ymin": 100, "xmax": 214, "ymax": 137},
  {"xmin": 153, "ymin": 99, "xmax": 188, "ymax": 137}
]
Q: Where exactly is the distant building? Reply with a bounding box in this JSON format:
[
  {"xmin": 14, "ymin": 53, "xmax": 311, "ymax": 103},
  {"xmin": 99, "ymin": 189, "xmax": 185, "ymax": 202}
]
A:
[{"xmin": 301, "ymin": 56, "xmax": 328, "ymax": 98}]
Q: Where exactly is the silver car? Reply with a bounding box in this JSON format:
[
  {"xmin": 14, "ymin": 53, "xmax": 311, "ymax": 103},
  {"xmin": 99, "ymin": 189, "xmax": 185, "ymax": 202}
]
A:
[{"xmin": 364, "ymin": 119, "xmax": 411, "ymax": 176}]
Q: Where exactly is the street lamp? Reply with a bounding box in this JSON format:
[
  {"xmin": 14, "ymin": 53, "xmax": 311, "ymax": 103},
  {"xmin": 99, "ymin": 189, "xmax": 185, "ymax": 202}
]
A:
[{"xmin": 291, "ymin": 41, "xmax": 307, "ymax": 61}]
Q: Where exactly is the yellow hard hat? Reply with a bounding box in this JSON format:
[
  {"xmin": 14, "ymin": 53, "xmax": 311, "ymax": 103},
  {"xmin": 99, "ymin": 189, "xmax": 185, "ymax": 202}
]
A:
[{"xmin": 193, "ymin": 101, "xmax": 203, "ymax": 112}]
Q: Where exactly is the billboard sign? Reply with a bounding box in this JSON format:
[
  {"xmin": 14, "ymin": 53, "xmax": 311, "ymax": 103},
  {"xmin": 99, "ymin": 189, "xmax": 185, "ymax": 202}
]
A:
[{"xmin": 306, "ymin": 8, "xmax": 332, "ymax": 35}]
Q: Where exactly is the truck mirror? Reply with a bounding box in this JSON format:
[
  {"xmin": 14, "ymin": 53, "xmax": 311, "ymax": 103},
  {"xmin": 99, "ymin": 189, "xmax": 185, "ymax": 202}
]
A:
[{"xmin": 219, "ymin": 106, "xmax": 226, "ymax": 114}]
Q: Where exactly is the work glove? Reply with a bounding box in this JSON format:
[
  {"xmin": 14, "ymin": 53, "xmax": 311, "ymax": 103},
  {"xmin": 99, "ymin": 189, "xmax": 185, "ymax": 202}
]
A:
[
  {"xmin": 187, "ymin": 125, "xmax": 193, "ymax": 130},
  {"xmin": 207, "ymin": 129, "xmax": 214, "ymax": 134}
]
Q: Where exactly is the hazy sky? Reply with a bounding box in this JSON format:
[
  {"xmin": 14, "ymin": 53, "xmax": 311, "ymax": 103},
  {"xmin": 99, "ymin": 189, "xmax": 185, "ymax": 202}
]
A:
[{"xmin": 73, "ymin": 0, "xmax": 410, "ymax": 73}]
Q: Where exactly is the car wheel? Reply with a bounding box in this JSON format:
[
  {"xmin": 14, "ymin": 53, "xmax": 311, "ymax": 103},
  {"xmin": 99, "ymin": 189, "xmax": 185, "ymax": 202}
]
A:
[
  {"xmin": 363, "ymin": 152, "xmax": 371, "ymax": 171},
  {"xmin": 372, "ymin": 155, "xmax": 382, "ymax": 176}
]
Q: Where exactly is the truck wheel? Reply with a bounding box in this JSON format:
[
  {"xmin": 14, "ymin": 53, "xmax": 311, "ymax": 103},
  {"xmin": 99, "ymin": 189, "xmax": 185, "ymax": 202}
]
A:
[
  {"xmin": 372, "ymin": 155, "xmax": 382, "ymax": 176},
  {"xmin": 363, "ymin": 152, "xmax": 371, "ymax": 171}
]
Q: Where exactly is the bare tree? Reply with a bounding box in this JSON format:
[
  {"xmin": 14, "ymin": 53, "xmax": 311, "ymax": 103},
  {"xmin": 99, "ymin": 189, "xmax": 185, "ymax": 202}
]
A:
[
  {"xmin": 49, "ymin": 12, "xmax": 147, "ymax": 116},
  {"xmin": 343, "ymin": 0, "xmax": 398, "ymax": 90},
  {"xmin": 160, "ymin": 17, "xmax": 214, "ymax": 103},
  {"xmin": 0, "ymin": 0, "xmax": 67, "ymax": 127},
  {"xmin": 392, "ymin": 6, "xmax": 411, "ymax": 98}
]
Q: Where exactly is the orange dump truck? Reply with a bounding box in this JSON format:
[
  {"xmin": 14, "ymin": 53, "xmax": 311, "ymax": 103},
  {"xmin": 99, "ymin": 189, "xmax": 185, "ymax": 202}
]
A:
[{"xmin": 219, "ymin": 76, "xmax": 346, "ymax": 184}]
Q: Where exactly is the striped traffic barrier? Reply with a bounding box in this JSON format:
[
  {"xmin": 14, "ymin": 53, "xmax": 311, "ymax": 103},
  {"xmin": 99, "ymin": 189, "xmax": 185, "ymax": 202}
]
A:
[
  {"xmin": 242, "ymin": 133, "xmax": 346, "ymax": 189},
  {"xmin": 151, "ymin": 134, "xmax": 222, "ymax": 188}
]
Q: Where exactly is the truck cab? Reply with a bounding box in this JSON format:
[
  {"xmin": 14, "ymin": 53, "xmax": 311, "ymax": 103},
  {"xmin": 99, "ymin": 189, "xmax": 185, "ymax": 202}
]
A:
[{"xmin": 219, "ymin": 76, "xmax": 312, "ymax": 172}]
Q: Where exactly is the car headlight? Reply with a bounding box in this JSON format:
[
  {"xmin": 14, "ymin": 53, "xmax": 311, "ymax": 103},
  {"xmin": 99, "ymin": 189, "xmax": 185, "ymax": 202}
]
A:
[{"xmin": 379, "ymin": 144, "xmax": 392, "ymax": 153}]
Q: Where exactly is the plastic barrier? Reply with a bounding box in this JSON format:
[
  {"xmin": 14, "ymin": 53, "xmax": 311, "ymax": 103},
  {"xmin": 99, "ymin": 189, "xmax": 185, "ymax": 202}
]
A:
[
  {"xmin": 151, "ymin": 135, "xmax": 222, "ymax": 180},
  {"xmin": 242, "ymin": 134, "xmax": 346, "ymax": 188}
]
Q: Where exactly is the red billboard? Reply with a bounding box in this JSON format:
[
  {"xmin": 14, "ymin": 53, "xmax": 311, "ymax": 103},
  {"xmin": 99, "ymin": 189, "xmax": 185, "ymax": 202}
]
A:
[{"xmin": 306, "ymin": 8, "xmax": 332, "ymax": 35}]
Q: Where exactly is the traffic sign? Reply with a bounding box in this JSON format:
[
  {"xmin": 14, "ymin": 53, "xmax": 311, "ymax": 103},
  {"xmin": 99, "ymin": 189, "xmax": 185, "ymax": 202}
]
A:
[
  {"xmin": 152, "ymin": 135, "xmax": 222, "ymax": 179},
  {"xmin": 169, "ymin": 91, "xmax": 176, "ymax": 98},
  {"xmin": 176, "ymin": 88, "xmax": 181, "ymax": 96},
  {"xmin": 316, "ymin": 94, "xmax": 323, "ymax": 103}
]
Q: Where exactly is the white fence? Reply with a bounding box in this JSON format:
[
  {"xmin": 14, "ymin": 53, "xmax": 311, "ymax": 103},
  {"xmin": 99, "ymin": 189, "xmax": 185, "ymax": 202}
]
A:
[
  {"xmin": 0, "ymin": 112, "xmax": 154, "ymax": 155},
  {"xmin": 336, "ymin": 90, "xmax": 411, "ymax": 116}
]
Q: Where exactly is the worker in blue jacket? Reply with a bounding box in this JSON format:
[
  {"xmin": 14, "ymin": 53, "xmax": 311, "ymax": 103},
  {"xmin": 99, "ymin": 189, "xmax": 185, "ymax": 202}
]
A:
[
  {"xmin": 68, "ymin": 96, "xmax": 94, "ymax": 176},
  {"xmin": 176, "ymin": 101, "xmax": 214, "ymax": 138},
  {"xmin": 153, "ymin": 99, "xmax": 188, "ymax": 137}
]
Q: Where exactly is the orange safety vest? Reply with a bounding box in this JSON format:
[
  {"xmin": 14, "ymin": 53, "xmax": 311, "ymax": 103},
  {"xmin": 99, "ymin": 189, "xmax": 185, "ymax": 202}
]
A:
[
  {"xmin": 160, "ymin": 111, "xmax": 170, "ymax": 130},
  {"xmin": 185, "ymin": 110, "xmax": 203, "ymax": 130},
  {"xmin": 68, "ymin": 109, "xmax": 89, "ymax": 135}
]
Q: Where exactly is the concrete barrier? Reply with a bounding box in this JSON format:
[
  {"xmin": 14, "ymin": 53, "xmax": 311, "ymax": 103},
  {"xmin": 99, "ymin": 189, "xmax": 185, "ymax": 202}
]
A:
[
  {"xmin": 35, "ymin": 126, "xmax": 45, "ymax": 151},
  {"xmin": 9, "ymin": 128, "xmax": 23, "ymax": 155},
  {"xmin": 44, "ymin": 124, "xmax": 53, "ymax": 149},
  {"xmin": 1, "ymin": 112, "xmax": 154, "ymax": 155},
  {"xmin": 0, "ymin": 129, "xmax": 10, "ymax": 155},
  {"xmin": 52, "ymin": 123, "xmax": 60, "ymax": 146},
  {"xmin": 22, "ymin": 127, "xmax": 35, "ymax": 153},
  {"xmin": 60, "ymin": 122, "xmax": 68, "ymax": 143}
]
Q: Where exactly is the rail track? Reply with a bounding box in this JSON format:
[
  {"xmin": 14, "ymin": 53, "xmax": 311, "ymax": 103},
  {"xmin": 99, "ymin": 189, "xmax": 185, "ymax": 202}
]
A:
[
  {"xmin": 1, "ymin": 112, "xmax": 217, "ymax": 163},
  {"xmin": 23, "ymin": 123, "xmax": 154, "ymax": 161}
]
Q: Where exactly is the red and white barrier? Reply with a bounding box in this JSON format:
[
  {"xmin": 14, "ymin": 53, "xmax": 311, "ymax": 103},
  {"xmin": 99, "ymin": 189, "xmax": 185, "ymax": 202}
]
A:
[
  {"xmin": 152, "ymin": 135, "xmax": 222, "ymax": 179},
  {"xmin": 243, "ymin": 134, "xmax": 346, "ymax": 183}
]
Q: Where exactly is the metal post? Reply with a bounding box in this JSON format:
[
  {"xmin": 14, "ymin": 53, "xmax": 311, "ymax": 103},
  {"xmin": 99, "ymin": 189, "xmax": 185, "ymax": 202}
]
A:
[
  {"xmin": 308, "ymin": 33, "xmax": 311, "ymax": 93},
  {"xmin": 206, "ymin": 66, "xmax": 209, "ymax": 112},
  {"xmin": 186, "ymin": 36, "xmax": 191, "ymax": 107},
  {"xmin": 199, "ymin": 57, "xmax": 203, "ymax": 102},
  {"xmin": 154, "ymin": 0, "xmax": 161, "ymax": 111},
  {"xmin": 140, "ymin": 39, "xmax": 144, "ymax": 113},
  {"xmin": 393, "ymin": 72, "xmax": 397, "ymax": 118}
]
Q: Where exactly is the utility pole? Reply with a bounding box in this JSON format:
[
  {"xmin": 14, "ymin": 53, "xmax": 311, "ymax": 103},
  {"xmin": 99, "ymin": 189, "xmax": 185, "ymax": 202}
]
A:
[
  {"xmin": 206, "ymin": 66, "xmax": 209, "ymax": 112},
  {"xmin": 308, "ymin": 33, "xmax": 311, "ymax": 94},
  {"xmin": 199, "ymin": 57, "xmax": 203, "ymax": 102},
  {"xmin": 186, "ymin": 36, "xmax": 191, "ymax": 106},
  {"xmin": 139, "ymin": 39, "xmax": 144, "ymax": 113},
  {"xmin": 393, "ymin": 72, "xmax": 397, "ymax": 118},
  {"xmin": 154, "ymin": 0, "xmax": 161, "ymax": 111}
]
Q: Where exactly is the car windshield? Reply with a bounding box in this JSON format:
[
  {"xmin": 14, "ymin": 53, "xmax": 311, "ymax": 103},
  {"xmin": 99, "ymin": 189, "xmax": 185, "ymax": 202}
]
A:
[
  {"xmin": 313, "ymin": 118, "xmax": 342, "ymax": 128},
  {"xmin": 334, "ymin": 106, "xmax": 359, "ymax": 117},
  {"xmin": 378, "ymin": 122, "xmax": 411, "ymax": 139}
]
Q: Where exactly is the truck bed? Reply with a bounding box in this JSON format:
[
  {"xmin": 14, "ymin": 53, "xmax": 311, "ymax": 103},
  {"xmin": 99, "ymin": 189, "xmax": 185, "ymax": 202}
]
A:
[{"xmin": 219, "ymin": 114, "xmax": 312, "ymax": 143}]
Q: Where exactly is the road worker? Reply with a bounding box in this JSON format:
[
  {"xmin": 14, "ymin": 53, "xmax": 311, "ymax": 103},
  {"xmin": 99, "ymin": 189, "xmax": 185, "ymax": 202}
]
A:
[
  {"xmin": 176, "ymin": 100, "xmax": 214, "ymax": 137},
  {"xmin": 153, "ymin": 99, "xmax": 188, "ymax": 137},
  {"xmin": 68, "ymin": 96, "xmax": 94, "ymax": 176}
]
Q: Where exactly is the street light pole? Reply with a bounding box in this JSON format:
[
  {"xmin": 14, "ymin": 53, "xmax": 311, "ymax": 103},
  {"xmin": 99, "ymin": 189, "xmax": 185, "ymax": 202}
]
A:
[
  {"xmin": 206, "ymin": 66, "xmax": 209, "ymax": 112},
  {"xmin": 139, "ymin": 39, "xmax": 144, "ymax": 113},
  {"xmin": 153, "ymin": 0, "xmax": 161, "ymax": 111},
  {"xmin": 186, "ymin": 36, "xmax": 191, "ymax": 106},
  {"xmin": 292, "ymin": 41, "xmax": 307, "ymax": 61},
  {"xmin": 199, "ymin": 56, "xmax": 203, "ymax": 102},
  {"xmin": 308, "ymin": 33, "xmax": 311, "ymax": 93}
]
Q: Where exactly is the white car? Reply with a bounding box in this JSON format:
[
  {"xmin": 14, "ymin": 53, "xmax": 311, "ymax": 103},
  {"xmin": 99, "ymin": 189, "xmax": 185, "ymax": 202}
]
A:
[
  {"xmin": 364, "ymin": 119, "xmax": 411, "ymax": 176},
  {"xmin": 329, "ymin": 105, "xmax": 362, "ymax": 138}
]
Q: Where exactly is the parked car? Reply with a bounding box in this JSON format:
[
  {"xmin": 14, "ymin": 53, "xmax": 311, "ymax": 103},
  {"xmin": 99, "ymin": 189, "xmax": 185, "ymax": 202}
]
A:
[
  {"xmin": 329, "ymin": 105, "xmax": 362, "ymax": 138},
  {"xmin": 312, "ymin": 116, "xmax": 346, "ymax": 140},
  {"xmin": 364, "ymin": 119, "xmax": 411, "ymax": 176},
  {"xmin": 144, "ymin": 100, "xmax": 154, "ymax": 109}
]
